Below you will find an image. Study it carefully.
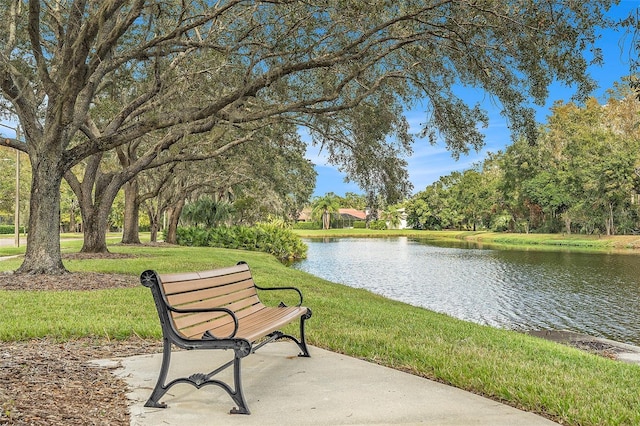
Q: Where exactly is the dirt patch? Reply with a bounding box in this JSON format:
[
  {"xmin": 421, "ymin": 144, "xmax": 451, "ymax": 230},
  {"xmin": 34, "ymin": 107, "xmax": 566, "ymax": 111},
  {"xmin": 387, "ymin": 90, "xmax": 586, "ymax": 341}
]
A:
[
  {"xmin": 0, "ymin": 272, "xmax": 138, "ymax": 291},
  {"xmin": 62, "ymin": 252, "xmax": 136, "ymax": 261},
  {"xmin": 0, "ymin": 338, "xmax": 163, "ymax": 425}
]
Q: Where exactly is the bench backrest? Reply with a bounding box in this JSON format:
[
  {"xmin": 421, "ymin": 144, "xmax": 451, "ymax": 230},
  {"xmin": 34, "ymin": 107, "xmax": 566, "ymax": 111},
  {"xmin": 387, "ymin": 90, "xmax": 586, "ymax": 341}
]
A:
[{"xmin": 155, "ymin": 262, "xmax": 264, "ymax": 339}]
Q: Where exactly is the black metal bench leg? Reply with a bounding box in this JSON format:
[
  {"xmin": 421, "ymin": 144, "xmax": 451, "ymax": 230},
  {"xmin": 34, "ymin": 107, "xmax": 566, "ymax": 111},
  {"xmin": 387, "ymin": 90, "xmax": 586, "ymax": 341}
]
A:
[
  {"xmin": 229, "ymin": 355, "xmax": 250, "ymax": 414},
  {"xmin": 144, "ymin": 338, "xmax": 172, "ymax": 408},
  {"xmin": 298, "ymin": 309, "xmax": 312, "ymax": 357},
  {"xmin": 263, "ymin": 309, "xmax": 313, "ymax": 357}
]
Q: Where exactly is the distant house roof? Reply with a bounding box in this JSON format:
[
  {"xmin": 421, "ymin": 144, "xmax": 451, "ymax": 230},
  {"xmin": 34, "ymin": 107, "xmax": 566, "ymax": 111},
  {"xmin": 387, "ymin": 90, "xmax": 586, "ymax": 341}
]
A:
[
  {"xmin": 297, "ymin": 207, "xmax": 367, "ymax": 222},
  {"xmin": 298, "ymin": 207, "xmax": 312, "ymax": 221},
  {"xmin": 338, "ymin": 208, "xmax": 367, "ymax": 220}
]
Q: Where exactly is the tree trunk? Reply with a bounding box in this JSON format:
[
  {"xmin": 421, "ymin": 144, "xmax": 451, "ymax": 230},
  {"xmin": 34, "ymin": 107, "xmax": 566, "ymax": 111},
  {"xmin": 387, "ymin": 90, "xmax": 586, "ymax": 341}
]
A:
[
  {"xmin": 66, "ymin": 153, "xmax": 127, "ymax": 253},
  {"xmin": 81, "ymin": 204, "xmax": 111, "ymax": 253},
  {"xmin": 17, "ymin": 159, "xmax": 67, "ymax": 274},
  {"xmin": 165, "ymin": 199, "xmax": 185, "ymax": 244},
  {"xmin": 608, "ymin": 203, "xmax": 615, "ymax": 236},
  {"xmin": 69, "ymin": 205, "xmax": 77, "ymax": 233},
  {"xmin": 147, "ymin": 205, "xmax": 160, "ymax": 243},
  {"xmin": 564, "ymin": 216, "xmax": 572, "ymax": 235},
  {"xmin": 149, "ymin": 220, "xmax": 160, "ymax": 243},
  {"xmin": 150, "ymin": 221, "xmax": 159, "ymax": 242},
  {"xmin": 121, "ymin": 179, "xmax": 141, "ymax": 244}
]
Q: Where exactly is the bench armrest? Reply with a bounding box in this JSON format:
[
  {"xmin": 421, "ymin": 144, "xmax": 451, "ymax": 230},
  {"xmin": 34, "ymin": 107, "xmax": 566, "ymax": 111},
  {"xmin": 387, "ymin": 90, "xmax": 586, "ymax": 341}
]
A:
[
  {"xmin": 166, "ymin": 305, "xmax": 239, "ymax": 339},
  {"xmin": 254, "ymin": 284, "xmax": 304, "ymax": 307}
]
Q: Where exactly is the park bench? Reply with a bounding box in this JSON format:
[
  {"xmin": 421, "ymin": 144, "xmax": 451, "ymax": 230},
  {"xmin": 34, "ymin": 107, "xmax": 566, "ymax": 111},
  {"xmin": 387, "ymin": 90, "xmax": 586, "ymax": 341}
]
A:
[{"xmin": 140, "ymin": 261, "xmax": 312, "ymax": 414}]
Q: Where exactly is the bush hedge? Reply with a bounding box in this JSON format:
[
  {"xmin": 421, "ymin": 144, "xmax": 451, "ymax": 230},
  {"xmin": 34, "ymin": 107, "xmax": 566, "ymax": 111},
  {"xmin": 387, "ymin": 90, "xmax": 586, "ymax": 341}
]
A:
[
  {"xmin": 293, "ymin": 221, "xmax": 321, "ymax": 230},
  {"xmin": 0, "ymin": 225, "xmax": 25, "ymax": 234},
  {"xmin": 175, "ymin": 224, "xmax": 307, "ymax": 260},
  {"xmin": 369, "ymin": 220, "xmax": 388, "ymax": 230}
]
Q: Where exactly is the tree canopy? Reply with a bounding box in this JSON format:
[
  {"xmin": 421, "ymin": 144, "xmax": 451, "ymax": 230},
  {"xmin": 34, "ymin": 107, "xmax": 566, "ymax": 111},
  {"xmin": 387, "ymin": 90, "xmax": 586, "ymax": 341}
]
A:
[
  {"xmin": 405, "ymin": 84, "xmax": 640, "ymax": 235},
  {"xmin": 0, "ymin": 0, "xmax": 620, "ymax": 273}
]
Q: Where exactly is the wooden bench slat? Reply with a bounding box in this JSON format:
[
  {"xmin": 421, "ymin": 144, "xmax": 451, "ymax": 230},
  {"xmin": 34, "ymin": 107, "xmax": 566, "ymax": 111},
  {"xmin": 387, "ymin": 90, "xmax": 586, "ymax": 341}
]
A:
[
  {"xmin": 162, "ymin": 270, "xmax": 254, "ymax": 295},
  {"xmin": 176, "ymin": 301, "xmax": 267, "ymax": 339},
  {"xmin": 171, "ymin": 310, "xmax": 230, "ymax": 331},
  {"xmin": 239, "ymin": 306, "xmax": 306, "ymax": 332},
  {"xmin": 218, "ymin": 295, "xmax": 262, "ymax": 314},
  {"xmin": 196, "ymin": 264, "xmax": 250, "ymax": 279},
  {"xmin": 155, "ymin": 270, "xmax": 203, "ymax": 284},
  {"xmin": 181, "ymin": 306, "xmax": 307, "ymax": 342},
  {"xmin": 158, "ymin": 264, "xmax": 250, "ymax": 284},
  {"xmin": 235, "ymin": 307, "xmax": 308, "ymax": 341},
  {"xmin": 176, "ymin": 301, "xmax": 307, "ymax": 339},
  {"xmin": 171, "ymin": 295, "xmax": 262, "ymax": 327},
  {"xmin": 167, "ymin": 283, "xmax": 256, "ymax": 307}
]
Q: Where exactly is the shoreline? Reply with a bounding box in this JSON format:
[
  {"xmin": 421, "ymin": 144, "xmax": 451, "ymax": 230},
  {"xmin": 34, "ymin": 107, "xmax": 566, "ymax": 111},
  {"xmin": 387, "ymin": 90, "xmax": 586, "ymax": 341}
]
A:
[
  {"xmin": 526, "ymin": 330, "xmax": 640, "ymax": 365},
  {"xmin": 294, "ymin": 229, "xmax": 640, "ymax": 254}
]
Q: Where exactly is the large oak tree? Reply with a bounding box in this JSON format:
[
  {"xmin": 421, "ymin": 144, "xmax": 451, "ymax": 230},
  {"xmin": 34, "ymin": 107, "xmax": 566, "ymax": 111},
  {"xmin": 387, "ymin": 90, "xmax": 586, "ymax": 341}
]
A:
[{"xmin": 0, "ymin": 0, "xmax": 618, "ymax": 274}]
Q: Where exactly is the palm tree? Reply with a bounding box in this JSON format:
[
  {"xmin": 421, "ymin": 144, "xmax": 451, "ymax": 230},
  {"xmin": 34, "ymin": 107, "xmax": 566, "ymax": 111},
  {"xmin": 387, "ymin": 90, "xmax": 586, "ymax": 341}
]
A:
[
  {"xmin": 381, "ymin": 206, "xmax": 402, "ymax": 229},
  {"xmin": 181, "ymin": 197, "xmax": 235, "ymax": 228},
  {"xmin": 311, "ymin": 194, "xmax": 340, "ymax": 230}
]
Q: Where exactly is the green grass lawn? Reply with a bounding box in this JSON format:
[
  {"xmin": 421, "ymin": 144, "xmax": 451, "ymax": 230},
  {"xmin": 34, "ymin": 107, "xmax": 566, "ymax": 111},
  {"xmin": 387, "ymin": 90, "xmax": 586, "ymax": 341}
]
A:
[{"xmin": 1, "ymin": 239, "xmax": 639, "ymax": 425}]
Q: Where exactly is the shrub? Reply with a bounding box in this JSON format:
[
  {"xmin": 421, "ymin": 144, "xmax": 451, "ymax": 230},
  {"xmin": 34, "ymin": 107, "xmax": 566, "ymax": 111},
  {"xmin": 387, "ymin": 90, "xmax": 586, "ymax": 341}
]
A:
[
  {"xmin": 293, "ymin": 221, "xmax": 321, "ymax": 230},
  {"xmin": 176, "ymin": 225, "xmax": 307, "ymax": 260},
  {"xmin": 175, "ymin": 227, "xmax": 212, "ymax": 247},
  {"xmin": 369, "ymin": 220, "xmax": 388, "ymax": 230},
  {"xmin": 0, "ymin": 225, "xmax": 25, "ymax": 234}
]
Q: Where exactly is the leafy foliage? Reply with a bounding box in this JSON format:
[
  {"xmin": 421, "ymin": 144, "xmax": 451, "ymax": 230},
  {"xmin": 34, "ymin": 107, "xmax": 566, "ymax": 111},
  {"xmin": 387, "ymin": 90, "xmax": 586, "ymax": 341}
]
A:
[
  {"xmin": 353, "ymin": 221, "xmax": 367, "ymax": 229},
  {"xmin": 368, "ymin": 220, "xmax": 388, "ymax": 230},
  {"xmin": 176, "ymin": 225, "xmax": 307, "ymax": 260},
  {"xmin": 293, "ymin": 221, "xmax": 322, "ymax": 230},
  {"xmin": 181, "ymin": 198, "xmax": 235, "ymax": 228},
  {"xmin": 405, "ymin": 88, "xmax": 640, "ymax": 235},
  {"xmin": 0, "ymin": 225, "xmax": 23, "ymax": 234}
]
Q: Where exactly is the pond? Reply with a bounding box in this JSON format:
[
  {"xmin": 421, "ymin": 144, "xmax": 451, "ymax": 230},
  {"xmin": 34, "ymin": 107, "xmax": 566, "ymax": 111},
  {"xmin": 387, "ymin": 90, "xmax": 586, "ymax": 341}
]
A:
[{"xmin": 290, "ymin": 237, "xmax": 640, "ymax": 345}]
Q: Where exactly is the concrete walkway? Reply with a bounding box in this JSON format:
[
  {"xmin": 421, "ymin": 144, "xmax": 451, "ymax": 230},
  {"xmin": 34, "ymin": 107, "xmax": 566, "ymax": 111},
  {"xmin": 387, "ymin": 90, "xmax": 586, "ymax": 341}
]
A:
[
  {"xmin": 0, "ymin": 237, "xmax": 19, "ymax": 247},
  {"xmin": 93, "ymin": 343, "xmax": 558, "ymax": 426}
]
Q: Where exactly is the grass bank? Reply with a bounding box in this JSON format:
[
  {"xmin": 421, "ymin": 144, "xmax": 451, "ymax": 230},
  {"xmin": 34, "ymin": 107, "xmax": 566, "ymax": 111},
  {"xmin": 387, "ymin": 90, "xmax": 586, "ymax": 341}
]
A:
[
  {"xmin": 294, "ymin": 228, "xmax": 640, "ymax": 253},
  {"xmin": 1, "ymin": 241, "xmax": 639, "ymax": 425}
]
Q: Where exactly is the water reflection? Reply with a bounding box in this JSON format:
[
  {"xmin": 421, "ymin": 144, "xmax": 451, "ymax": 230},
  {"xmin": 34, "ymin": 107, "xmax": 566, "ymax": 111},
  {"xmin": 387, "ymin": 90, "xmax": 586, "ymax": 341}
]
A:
[{"xmin": 291, "ymin": 237, "xmax": 640, "ymax": 345}]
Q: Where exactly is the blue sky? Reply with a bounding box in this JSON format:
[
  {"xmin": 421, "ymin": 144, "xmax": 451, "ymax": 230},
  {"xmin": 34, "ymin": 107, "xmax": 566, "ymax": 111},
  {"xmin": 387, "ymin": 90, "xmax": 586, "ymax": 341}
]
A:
[{"xmin": 308, "ymin": 1, "xmax": 639, "ymax": 198}]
